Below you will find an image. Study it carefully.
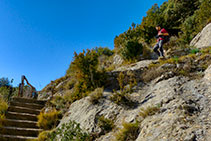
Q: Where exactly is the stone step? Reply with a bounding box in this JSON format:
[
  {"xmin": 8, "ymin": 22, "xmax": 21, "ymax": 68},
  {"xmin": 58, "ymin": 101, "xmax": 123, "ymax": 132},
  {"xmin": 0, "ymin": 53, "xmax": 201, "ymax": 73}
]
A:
[
  {"xmin": 8, "ymin": 106, "xmax": 41, "ymax": 115},
  {"xmin": 10, "ymin": 101, "xmax": 44, "ymax": 110},
  {"xmin": 0, "ymin": 126, "xmax": 42, "ymax": 137},
  {"xmin": 0, "ymin": 134, "xmax": 37, "ymax": 141},
  {"xmin": 12, "ymin": 97, "xmax": 47, "ymax": 105},
  {"xmin": 6, "ymin": 112, "xmax": 37, "ymax": 121},
  {"xmin": 2, "ymin": 119, "xmax": 39, "ymax": 129}
]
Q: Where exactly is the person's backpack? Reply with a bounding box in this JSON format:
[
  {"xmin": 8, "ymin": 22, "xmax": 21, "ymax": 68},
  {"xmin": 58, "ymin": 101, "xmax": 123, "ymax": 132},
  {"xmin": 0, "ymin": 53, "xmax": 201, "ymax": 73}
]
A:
[{"xmin": 163, "ymin": 35, "xmax": 170, "ymax": 43}]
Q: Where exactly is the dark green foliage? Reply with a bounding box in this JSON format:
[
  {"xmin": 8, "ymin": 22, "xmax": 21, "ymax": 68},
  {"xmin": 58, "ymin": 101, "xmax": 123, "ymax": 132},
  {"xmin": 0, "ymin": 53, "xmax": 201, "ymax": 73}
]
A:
[
  {"xmin": 180, "ymin": 0, "xmax": 211, "ymax": 44},
  {"xmin": 120, "ymin": 40, "xmax": 143, "ymax": 61},
  {"xmin": 0, "ymin": 77, "xmax": 17, "ymax": 102},
  {"xmin": 67, "ymin": 49, "xmax": 104, "ymax": 89},
  {"xmin": 97, "ymin": 116, "xmax": 115, "ymax": 134},
  {"xmin": 180, "ymin": 15, "xmax": 197, "ymax": 44},
  {"xmin": 190, "ymin": 48, "xmax": 200, "ymax": 54},
  {"xmin": 163, "ymin": 0, "xmax": 200, "ymax": 28},
  {"xmin": 94, "ymin": 47, "xmax": 114, "ymax": 57},
  {"xmin": 65, "ymin": 49, "xmax": 107, "ymax": 103},
  {"xmin": 0, "ymin": 77, "xmax": 11, "ymax": 87},
  {"xmin": 50, "ymin": 120, "xmax": 90, "ymax": 141},
  {"xmin": 195, "ymin": 0, "xmax": 211, "ymax": 31}
]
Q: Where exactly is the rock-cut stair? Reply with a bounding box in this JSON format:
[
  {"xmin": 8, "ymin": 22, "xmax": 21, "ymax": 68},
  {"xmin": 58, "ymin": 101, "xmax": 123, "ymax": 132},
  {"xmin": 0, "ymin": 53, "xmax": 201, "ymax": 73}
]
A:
[{"xmin": 0, "ymin": 97, "xmax": 47, "ymax": 141}]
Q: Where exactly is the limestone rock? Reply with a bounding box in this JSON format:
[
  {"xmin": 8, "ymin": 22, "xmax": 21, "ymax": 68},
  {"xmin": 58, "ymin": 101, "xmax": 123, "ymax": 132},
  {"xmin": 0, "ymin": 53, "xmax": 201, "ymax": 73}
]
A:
[
  {"xmin": 114, "ymin": 60, "xmax": 153, "ymax": 72},
  {"xmin": 53, "ymin": 61, "xmax": 211, "ymax": 141},
  {"xmin": 113, "ymin": 54, "xmax": 123, "ymax": 66},
  {"xmin": 190, "ymin": 23, "xmax": 211, "ymax": 48},
  {"xmin": 57, "ymin": 74, "xmax": 211, "ymax": 140},
  {"xmin": 58, "ymin": 91, "xmax": 123, "ymax": 133}
]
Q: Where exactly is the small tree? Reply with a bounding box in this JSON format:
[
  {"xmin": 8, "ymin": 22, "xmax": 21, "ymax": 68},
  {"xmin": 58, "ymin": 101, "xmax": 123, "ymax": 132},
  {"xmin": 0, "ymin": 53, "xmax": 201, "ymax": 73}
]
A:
[
  {"xmin": 120, "ymin": 40, "xmax": 143, "ymax": 61},
  {"xmin": 94, "ymin": 47, "xmax": 114, "ymax": 57},
  {"xmin": 131, "ymin": 22, "xmax": 136, "ymax": 30},
  {"xmin": 65, "ymin": 49, "xmax": 106, "ymax": 103},
  {"xmin": 0, "ymin": 77, "xmax": 11, "ymax": 87}
]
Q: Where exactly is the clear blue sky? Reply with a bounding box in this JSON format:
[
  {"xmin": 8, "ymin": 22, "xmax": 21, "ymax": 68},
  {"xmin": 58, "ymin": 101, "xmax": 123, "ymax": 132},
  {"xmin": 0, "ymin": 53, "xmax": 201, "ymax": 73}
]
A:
[{"xmin": 0, "ymin": 0, "xmax": 166, "ymax": 90}]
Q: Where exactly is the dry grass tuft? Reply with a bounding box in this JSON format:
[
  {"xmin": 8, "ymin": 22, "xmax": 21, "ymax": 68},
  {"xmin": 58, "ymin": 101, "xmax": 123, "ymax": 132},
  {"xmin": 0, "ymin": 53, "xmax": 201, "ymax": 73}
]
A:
[
  {"xmin": 37, "ymin": 108, "xmax": 61, "ymax": 130},
  {"xmin": 114, "ymin": 122, "xmax": 139, "ymax": 141},
  {"xmin": 139, "ymin": 105, "xmax": 160, "ymax": 119},
  {"xmin": 89, "ymin": 88, "xmax": 104, "ymax": 104}
]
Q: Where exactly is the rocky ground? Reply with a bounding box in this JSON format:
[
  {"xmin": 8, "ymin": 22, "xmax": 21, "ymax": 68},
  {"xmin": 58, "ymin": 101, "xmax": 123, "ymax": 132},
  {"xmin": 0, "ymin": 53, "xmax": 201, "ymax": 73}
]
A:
[{"xmin": 56, "ymin": 65, "xmax": 211, "ymax": 141}]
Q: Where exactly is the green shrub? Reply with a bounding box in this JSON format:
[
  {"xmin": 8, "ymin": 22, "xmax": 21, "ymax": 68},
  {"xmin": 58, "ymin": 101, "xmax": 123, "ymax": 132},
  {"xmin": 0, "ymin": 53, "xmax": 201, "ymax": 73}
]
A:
[
  {"xmin": 195, "ymin": 0, "xmax": 211, "ymax": 32},
  {"xmin": 0, "ymin": 86, "xmax": 10, "ymax": 101},
  {"xmin": 200, "ymin": 47, "xmax": 211, "ymax": 54},
  {"xmin": 142, "ymin": 45, "xmax": 153, "ymax": 59},
  {"xmin": 65, "ymin": 49, "xmax": 107, "ymax": 103},
  {"xmin": 97, "ymin": 116, "xmax": 115, "ymax": 134},
  {"xmin": 63, "ymin": 85, "xmax": 89, "ymax": 104},
  {"xmin": 49, "ymin": 120, "xmax": 90, "ymax": 141},
  {"xmin": 110, "ymin": 90, "xmax": 131, "ymax": 106},
  {"xmin": 0, "ymin": 97, "xmax": 8, "ymax": 127},
  {"xmin": 139, "ymin": 105, "xmax": 160, "ymax": 119},
  {"xmin": 180, "ymin": 15, "xmax": 197, "ymax": 44},
  {"xmin": 63, "ymin": 79, "xmax": 75, "ymax": 90},
  {"xmin": 114, "ymin": 122, "xmax": 139, "ymax": 141},
  {"xmin": 38, "ymin": 130, "xmax": 52, "ymax": 141},
  {"xmin": 0, "ymin": 97, "xmax": 8, "ymax": 114},
  {"xmin": 110, "ymin": 72, "xmax": 137, "ymax": 106},
  {"xmin": 37, "ymin": 108, "xmax": 61, "ymax": 130},
  {"xmin": 94, "ymin": 47, "xmax": 114, "ymax": 57},
  {"xmin": 120, "ymin": 40, "xmax": 143, "ymax": 61},
  {"xmin": 89, "ymin": 88, "xmax": 104, "ymax": 104},
  {"xmin": 0, "ymin": 77, "xmax": 11, "ymax": 87},
  {"xmin": 0, "ymin": 98, "xmax": 8, "ymax": 112},
  {"xmin": 50, "ymin": 96, "xmax": 67, "ymax": 113},
  {"xmin": 190, "ymin": 48, "xmax": 200, "ymax": 54}
]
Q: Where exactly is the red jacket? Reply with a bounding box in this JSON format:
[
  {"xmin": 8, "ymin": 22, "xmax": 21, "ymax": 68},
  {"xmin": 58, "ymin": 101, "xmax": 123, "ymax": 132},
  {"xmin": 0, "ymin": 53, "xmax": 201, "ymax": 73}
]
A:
[{"xmin": 158, "ymin": 28, "xmax": 168, "ymax": 41}]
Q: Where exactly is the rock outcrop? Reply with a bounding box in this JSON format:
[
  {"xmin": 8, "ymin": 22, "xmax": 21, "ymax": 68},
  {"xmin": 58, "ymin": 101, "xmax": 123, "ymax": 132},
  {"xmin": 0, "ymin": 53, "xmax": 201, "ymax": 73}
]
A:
[
  {"xmin": 190, "ymin": 23, "xmax": 211, "ymax": 48},
  {"xmin": 56, "ymin": 63, "xmax": 211, "ymax": 140}
]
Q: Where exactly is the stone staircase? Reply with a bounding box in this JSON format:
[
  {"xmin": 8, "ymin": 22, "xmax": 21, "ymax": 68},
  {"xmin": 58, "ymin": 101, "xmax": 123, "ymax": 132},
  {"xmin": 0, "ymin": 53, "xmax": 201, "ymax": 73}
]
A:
[{"xmin": 0, "ymin": 97, "xmax": 47, "ymax": 141}]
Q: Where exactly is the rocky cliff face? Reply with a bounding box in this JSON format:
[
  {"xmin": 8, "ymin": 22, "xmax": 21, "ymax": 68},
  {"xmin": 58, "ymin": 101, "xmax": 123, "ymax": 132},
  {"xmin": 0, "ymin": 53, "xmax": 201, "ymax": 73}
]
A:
[
  {"xmin": 57, "ymin": 65, "xmax": 211, "ymax": 141},
  {"xmin": 190, "ymin": 23, "xmax": 211, "ymax": 48}
]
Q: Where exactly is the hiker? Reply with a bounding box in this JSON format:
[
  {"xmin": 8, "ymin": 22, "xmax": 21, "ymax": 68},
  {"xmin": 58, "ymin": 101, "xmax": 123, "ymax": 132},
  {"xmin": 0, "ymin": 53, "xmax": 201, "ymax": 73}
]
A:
[{"xmin": 153, "ymin": 25, "xmax": 169, "ymax": 59}]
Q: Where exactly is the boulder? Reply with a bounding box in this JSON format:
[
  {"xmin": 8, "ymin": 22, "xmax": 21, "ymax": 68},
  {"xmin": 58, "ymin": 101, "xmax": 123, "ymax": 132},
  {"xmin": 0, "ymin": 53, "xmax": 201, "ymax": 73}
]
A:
[
  {"xmin": 114, "ymin": 60, "xmax": 153, "ymax": 72},
  {"xmin": 57, "ymin": 91, "xmax": 123, "ymax": 134},
  {"xmin": 190, "ymin": 23, "xmax": 211, "ymax": 48},
  {"xmin": 113, "ymin": 54, "xmax": 124, "ymax": 66}
]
